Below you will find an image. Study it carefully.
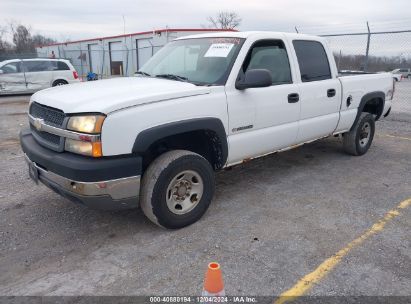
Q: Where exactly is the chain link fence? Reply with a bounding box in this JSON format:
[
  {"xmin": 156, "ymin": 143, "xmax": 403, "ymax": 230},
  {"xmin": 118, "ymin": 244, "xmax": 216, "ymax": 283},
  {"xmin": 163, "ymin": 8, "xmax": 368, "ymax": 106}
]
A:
[
  {"xmin": 319, "ymin": 29, "xmax": 411, "ymax": 122},
  {"xmin": 0, "ymin": 52, "xmax": 40, "ymax": 61},
  {"xmin": 36, "ymin": 45, "xmax": 164, "ymax": 80}
]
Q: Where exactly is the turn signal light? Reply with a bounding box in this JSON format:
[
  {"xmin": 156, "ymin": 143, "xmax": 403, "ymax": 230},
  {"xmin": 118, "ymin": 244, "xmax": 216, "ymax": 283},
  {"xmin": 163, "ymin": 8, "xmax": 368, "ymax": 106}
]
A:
[
  {"xmin": 65, "ymin": 139, "xmax": 102, "ymax": 157},
  {"xmin": 92, "ymin": 142, "xmax": 102, "ymax": 157}
]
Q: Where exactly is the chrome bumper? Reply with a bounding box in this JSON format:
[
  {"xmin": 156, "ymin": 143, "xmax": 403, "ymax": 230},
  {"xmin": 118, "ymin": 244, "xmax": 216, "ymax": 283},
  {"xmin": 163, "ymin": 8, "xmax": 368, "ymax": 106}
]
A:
[{"xmin": 24, "ymin": 153, "xmax": 140, "ymax": 210}]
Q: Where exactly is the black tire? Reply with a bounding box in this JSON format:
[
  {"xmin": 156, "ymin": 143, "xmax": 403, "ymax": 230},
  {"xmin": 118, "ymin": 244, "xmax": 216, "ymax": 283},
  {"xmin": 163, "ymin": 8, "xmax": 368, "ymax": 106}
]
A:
[
  {"xmin": 343, "ymin": 112, "xmax": 375, "ymax": 156},
  {"xmin": 140, "ymin": 150, "xmax": 215, "ymax": 229},
  {"xmin": 52, "ymin": 80, "xmax": 68, "ymax": 87}
]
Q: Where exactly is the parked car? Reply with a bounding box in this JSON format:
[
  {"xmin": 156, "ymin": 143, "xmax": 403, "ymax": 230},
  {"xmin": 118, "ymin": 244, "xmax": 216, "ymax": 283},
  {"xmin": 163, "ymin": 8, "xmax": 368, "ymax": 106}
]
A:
[
  {"xmin": 391, "ymin": 68, "xmax": 411, "ymax": 79},
  {"xmin": 0, "ymin": 58, "xmax": 80, "ymax": 95},
  {"xmin": 21, "ymin": 32, "xmax": 394, "ymax": 229},
  {"xmin": 391, "ymin": 73, "xmax": 403, "ymax": 82}
]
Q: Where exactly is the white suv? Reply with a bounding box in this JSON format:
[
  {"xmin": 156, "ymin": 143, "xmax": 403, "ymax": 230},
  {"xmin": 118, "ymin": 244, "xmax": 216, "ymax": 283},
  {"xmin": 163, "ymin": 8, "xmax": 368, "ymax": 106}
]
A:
[
  {"xmin": 0, "ymin": 58, "xmax": 80, "ymax": 95},
  {"xmin": 391, "ymin": 68, "xmax": 411, "ymax": 79}
]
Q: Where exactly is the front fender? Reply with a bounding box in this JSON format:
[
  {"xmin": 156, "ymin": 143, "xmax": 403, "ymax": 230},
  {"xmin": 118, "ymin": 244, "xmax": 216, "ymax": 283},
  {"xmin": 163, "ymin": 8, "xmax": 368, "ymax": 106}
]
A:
[{"xmin": 132, "ymin": 118, "xmax": 228, "ymax": 165}]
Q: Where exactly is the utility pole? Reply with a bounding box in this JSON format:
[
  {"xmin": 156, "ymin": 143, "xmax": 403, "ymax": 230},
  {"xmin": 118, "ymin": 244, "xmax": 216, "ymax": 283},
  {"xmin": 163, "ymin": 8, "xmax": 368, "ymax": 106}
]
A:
[{"xmin": 364, "ymin": 21, "xmax": 371, "ymax": 72}]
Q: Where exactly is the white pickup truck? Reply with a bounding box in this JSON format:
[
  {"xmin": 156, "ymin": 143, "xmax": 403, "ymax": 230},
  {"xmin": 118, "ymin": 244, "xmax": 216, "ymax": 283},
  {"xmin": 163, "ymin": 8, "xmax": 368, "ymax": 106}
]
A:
[{"xmin": 21, "ymin": 32, "xmax": 394, "ymax": 229}]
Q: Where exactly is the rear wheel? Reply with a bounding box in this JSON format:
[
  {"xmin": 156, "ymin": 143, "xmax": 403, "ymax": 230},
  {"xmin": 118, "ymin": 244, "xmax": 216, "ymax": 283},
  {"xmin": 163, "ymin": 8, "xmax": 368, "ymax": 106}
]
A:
[
  {"xmin": 343, "ymin": 112, "xmax": 375, "ymax": 156},
  {"xmin": 52, "ymin": 80, "xmax": 68, "ymax": 86},
  {"xmin": 140, "ymin": 150, "xmax": 215, "ymax": 229}
]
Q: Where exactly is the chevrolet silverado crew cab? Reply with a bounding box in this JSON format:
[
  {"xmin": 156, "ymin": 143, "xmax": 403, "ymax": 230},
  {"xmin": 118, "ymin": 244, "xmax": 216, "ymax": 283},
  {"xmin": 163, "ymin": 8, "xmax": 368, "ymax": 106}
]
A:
[{"xmin": 20, "ymin": 32, "xmax": 394, "ymax": 229}]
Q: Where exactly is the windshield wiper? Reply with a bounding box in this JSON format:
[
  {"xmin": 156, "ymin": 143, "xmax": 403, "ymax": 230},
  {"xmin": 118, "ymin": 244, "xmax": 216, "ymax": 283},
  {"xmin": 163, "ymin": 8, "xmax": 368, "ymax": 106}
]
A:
[
  {"xmin": 155, "ymin": 74, "xmax": 188, "ymax": 82},
  {"xmin": 135, "ymin": 71, "xmax": 151, "ymax": 76}
]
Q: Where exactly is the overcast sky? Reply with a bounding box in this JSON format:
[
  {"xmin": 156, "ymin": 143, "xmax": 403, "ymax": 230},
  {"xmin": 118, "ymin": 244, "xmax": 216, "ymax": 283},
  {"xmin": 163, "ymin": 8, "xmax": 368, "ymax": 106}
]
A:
[{"xmin": 1, "ymin": 0, "xmax": 410, "ymax": 41}]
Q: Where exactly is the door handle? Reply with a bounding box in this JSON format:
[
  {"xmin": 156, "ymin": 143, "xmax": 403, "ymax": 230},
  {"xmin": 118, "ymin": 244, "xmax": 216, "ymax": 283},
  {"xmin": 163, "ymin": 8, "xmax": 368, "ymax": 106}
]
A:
[
  {"xmin": 327, "ymin": 89, "xmax": 336, "ymax": 97},
  {"xmin": 288, "ymin": 93, "xmax": 299, "ymax": 103}
]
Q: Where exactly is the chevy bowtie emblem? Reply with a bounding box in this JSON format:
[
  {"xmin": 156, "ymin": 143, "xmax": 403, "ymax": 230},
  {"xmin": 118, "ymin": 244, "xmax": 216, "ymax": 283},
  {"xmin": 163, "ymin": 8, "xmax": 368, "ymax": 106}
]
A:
[{"xmin": 33, "ymin": 118, "xmax": 44, "ymax": 131}]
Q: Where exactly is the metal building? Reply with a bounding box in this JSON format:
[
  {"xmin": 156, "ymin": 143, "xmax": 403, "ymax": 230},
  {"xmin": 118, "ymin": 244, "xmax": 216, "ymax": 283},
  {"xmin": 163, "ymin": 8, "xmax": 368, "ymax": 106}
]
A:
[{"xmin": 36, "ymin": 28, "xmax": 233, "ymax": 79}]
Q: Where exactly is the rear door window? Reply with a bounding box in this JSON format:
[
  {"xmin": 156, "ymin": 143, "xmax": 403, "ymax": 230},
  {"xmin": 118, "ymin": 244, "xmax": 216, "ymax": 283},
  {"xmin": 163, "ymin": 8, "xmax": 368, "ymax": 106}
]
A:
[
  {"xmin": 50, "ymin": 61, "xmax": 70, "ymax": 71},
  {"xmin": 24, "ymin": 61, "xmax": 52, "ymax": 72},
  {"xmin": 293, "ymin": 40, "xmax": 331, "ymax": 82},
  {"xmin": 57, "ymin": 61, "xmax": 70, "ymax": 70}
]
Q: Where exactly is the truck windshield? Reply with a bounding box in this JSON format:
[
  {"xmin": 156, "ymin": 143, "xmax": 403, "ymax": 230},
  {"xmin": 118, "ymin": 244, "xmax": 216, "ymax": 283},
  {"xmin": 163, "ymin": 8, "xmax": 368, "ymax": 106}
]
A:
[{"xmin": 138, "ymin": 37, "xmax": 245, "ymax": 86}]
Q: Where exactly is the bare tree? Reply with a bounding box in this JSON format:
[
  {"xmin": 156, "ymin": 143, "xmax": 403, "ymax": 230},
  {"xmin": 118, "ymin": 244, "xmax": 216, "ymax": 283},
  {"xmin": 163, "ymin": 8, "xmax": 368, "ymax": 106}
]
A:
[
  {"xmin": 0, "ymin": 25, "xmax": 13, "ymax": 53},
  {"xmin": 10, "ymin": 23, "xmax": 35, "ymax": 53},
  {"xmin": 0, "ymin": 21, "xmax": 58, "ymax": 60},
  {"xmin": 207, "ymin": 11, "xmax": 242, "ymax": 29},
  {"xmin": 32, "ymin": 34, "xmax": 57, "ymax": 47}
]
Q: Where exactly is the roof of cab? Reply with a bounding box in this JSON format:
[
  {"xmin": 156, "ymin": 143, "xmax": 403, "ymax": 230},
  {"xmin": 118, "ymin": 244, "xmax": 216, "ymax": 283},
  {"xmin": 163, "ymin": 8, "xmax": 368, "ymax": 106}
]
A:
[{"xmin": 175, "ymin": 31, "xmax": 323, "ymax": 41}]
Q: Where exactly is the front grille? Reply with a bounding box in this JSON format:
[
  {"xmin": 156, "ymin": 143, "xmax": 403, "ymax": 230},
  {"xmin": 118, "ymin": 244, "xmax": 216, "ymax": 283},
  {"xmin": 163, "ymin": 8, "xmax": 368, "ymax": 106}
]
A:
[
  {"xmin": 29, "ymin": 102, "xmax": 66, "ymax": 151},
  {"xmin": 30, "ymin": 125, "xmax": 61, "ymax": 146},
  {"xmin": 30, "ymin": 102, "xmax": 66, "ymax": 127}
]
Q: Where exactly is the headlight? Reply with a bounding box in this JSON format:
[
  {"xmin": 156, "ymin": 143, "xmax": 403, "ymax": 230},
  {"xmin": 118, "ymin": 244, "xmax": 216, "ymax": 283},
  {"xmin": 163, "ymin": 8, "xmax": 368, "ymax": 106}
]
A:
[
  {"xmin": 65, "ymin": 138, "xmax": 102, "ymax": 157},
  {"xmin": 67, "ymin": 115, "xmax": 105, "ymax": 133},
  {"xmin": 65, "ymin": 114, "xmax": 104, "ymax": 157}
]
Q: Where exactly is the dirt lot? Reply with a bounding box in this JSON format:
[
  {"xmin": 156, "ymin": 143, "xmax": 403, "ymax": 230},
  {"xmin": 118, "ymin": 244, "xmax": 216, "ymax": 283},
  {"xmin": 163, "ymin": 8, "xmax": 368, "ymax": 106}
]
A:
[{"xmin": 0, "ymin": 83, "xmax": 410, "ymax": 299}]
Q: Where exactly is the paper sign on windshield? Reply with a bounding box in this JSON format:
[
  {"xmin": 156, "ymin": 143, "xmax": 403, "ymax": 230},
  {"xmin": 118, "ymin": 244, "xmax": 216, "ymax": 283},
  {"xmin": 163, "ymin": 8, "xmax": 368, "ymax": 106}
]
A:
[{"xmin": 204, "ymin": 43, "xmax": 235, "ymax": 57}]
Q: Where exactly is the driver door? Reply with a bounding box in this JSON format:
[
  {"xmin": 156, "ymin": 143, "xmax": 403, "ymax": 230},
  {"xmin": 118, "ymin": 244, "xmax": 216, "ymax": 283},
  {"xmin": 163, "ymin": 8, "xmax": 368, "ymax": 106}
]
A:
[
  {"xmin": 226, "ymin": 39, "xmax": 301, "ymax": 164},
  {"xmin": 0, "ymin": 61, "xmax": 27, "ymax": 94}
]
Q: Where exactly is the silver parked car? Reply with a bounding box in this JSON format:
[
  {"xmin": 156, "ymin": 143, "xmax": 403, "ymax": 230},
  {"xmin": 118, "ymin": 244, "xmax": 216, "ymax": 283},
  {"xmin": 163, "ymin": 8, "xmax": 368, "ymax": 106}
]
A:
[
  {"xmin": 0, "ymin": 58, "xmax": 80, "ymax": 95},
  {"xmin": 391, "ymin": 68, "xmax": 411, "ymax": 79}
]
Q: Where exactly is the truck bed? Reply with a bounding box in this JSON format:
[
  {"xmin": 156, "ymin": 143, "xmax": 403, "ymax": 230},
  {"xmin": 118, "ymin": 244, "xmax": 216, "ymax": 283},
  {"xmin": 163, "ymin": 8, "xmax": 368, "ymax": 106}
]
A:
[{"xmin": 334, "ymin": 72, "xmax": 393, "ymax": 133}]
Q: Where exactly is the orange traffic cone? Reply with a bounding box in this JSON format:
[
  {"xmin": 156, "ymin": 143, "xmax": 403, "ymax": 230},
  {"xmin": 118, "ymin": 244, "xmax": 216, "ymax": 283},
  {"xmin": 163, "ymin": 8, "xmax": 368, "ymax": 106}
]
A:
[{"xmin": 202, "ymin": 262, "xmax": 225, "ymax": 296}]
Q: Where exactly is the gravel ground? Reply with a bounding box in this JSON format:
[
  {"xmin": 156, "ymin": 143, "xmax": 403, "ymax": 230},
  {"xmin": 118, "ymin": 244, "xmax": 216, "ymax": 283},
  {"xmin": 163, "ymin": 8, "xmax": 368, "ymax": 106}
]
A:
[{"xmin": 0, "ymin": 85, "xmax": 410, "ymax": 298}]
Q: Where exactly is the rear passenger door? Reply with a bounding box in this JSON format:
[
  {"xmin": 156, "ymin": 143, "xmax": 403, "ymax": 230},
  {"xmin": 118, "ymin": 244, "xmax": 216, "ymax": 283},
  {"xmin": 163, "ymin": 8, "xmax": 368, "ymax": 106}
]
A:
[
  {"xmin": 23, "ymin": 60, "xmax": 53, "ymax": 91},
  {"xmin": 292, "ymin": 40, "xmax": 341, "ymax": 142}
]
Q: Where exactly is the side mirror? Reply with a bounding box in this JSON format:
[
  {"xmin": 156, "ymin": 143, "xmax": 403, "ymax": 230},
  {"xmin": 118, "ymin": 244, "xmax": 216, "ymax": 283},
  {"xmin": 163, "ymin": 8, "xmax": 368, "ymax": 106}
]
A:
[{"xmin": 235, "ymin": 69, "xmax": 272, "ymax": 90}]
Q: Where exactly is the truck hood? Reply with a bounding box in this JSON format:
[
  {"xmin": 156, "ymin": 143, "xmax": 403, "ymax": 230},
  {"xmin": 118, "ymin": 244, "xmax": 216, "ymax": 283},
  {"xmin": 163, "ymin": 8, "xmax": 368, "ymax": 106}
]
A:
[{"xmin": 31, "ymin": 77, "xmax": 211, "ymax": 114}]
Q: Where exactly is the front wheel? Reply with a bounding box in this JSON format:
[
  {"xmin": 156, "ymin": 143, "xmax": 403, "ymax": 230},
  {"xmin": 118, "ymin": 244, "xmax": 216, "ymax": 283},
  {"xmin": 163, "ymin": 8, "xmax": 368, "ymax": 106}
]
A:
[
  {"xmin": 140, "ymin": 150, "xmax": 215, "ymax": 229},
  {"xmin": 343, "ymin": 112, "xmax": 375, "ymax": 156}
]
